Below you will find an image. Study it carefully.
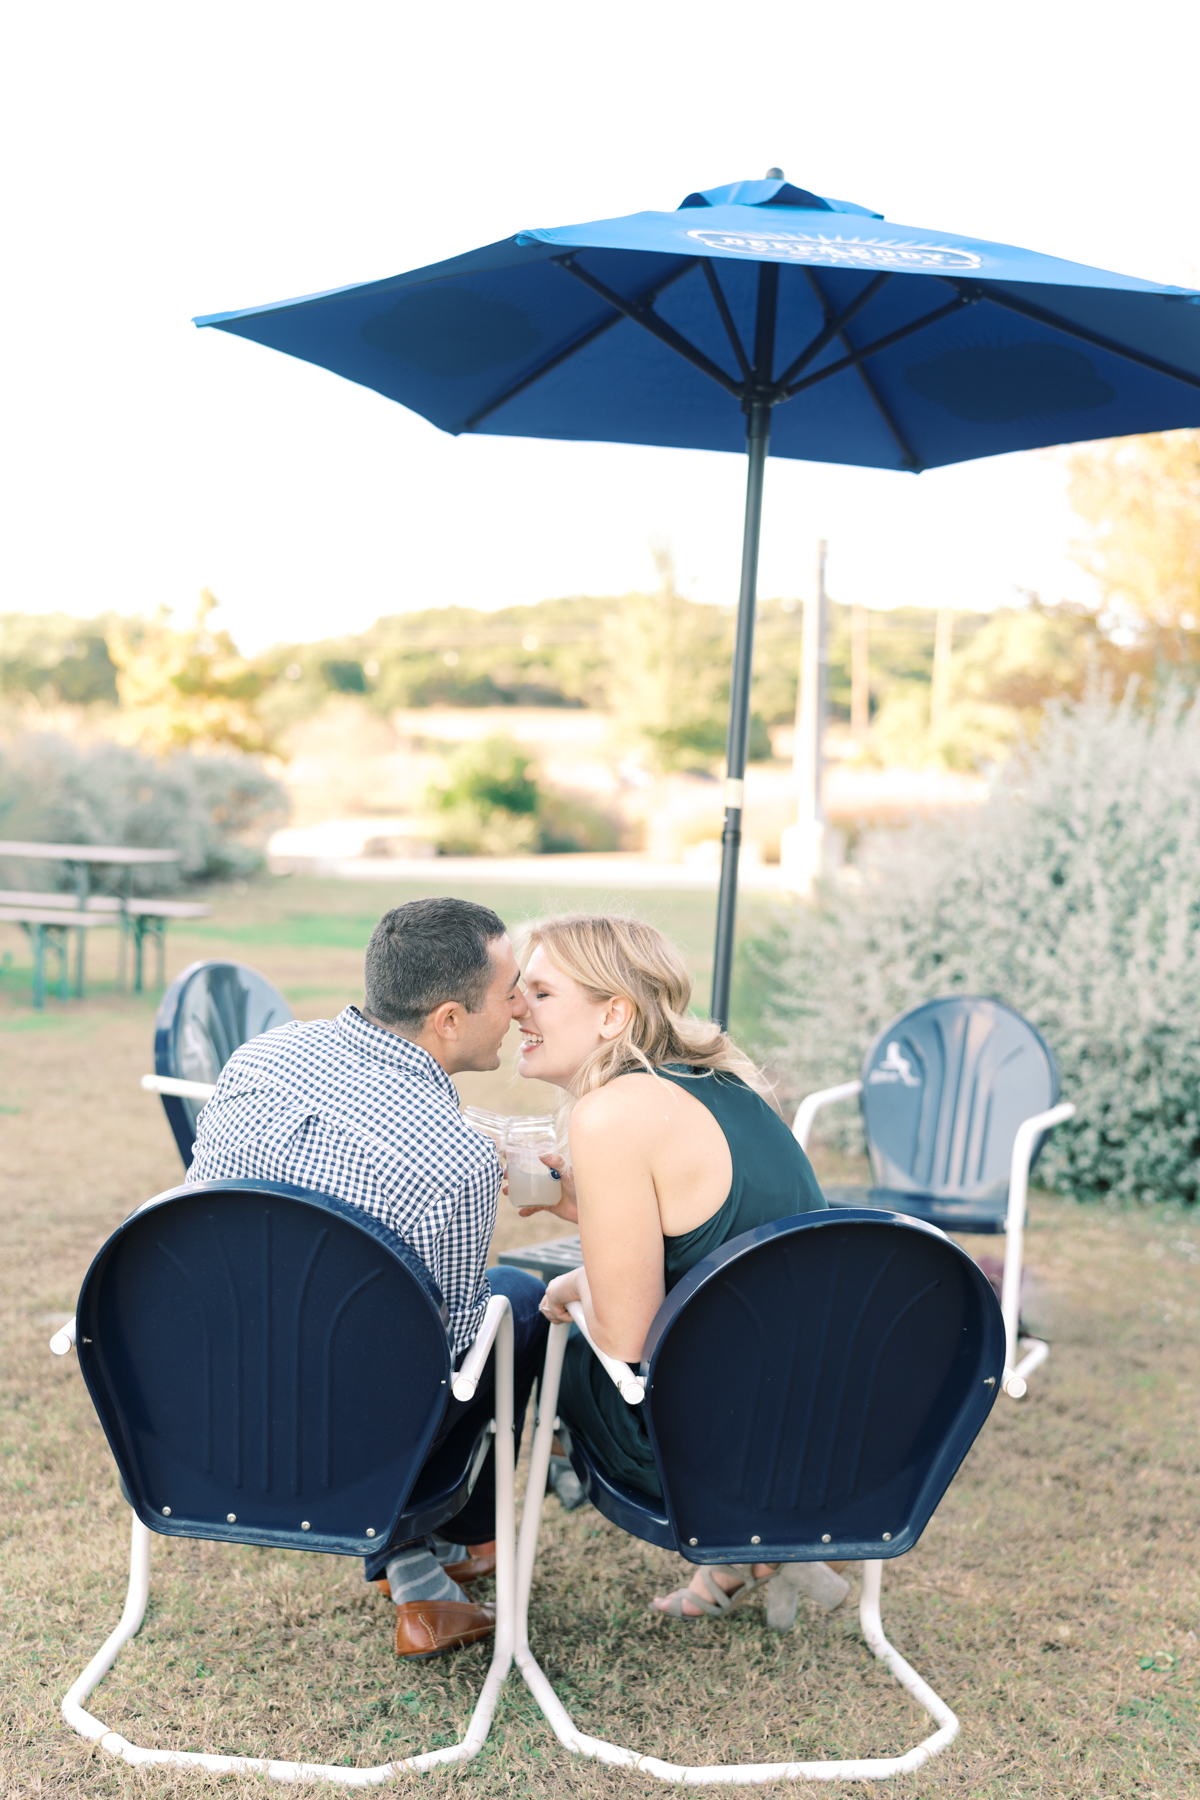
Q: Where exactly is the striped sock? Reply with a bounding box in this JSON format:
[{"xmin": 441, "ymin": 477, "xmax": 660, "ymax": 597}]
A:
[
  {"xmin": 431, "ymin": 1534, "xmax": 468, "ymax": 1567},
  {"xmin": 385, "ymin": 1544, "xmax": 467, "ymax": 1606}
]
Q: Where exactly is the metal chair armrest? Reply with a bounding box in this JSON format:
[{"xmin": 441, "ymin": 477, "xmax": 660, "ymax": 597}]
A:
[
  {"xmin": 452, "ymin": 1292, "xmax": 513, "ymax": 1401},
  {"xmin": 565, "ymin": 1300, "xmax": 645, "ymax": 1404},
  {"xmin": 141, "ymin": 1074, "xmax": 217, "ymax": 1101},
  {"xmin": 50, "ymin": 1317, "xmax": 77, "ymax": 1356},
  {"xmin": 1001, "ymin": 1101, "xmax": 1075, "ymax": 1393},
  {"xmin": 792, "ymin": 1080, "xmax": 863, "ymax": 1153}
]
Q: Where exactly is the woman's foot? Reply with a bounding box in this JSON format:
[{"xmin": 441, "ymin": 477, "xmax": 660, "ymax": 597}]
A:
[{"xmin": 653, "ymin": 1562, "xmax": 778, "ymax": 1618}]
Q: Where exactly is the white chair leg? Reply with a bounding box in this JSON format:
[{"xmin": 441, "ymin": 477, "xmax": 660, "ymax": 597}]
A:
[
  {"xmin": 61, "ymin": 1306, "xmax": 518, "ymax": 1784},
  {"xmin": 62, "ymin": 1509, "xmax": 152, "ymax": 1749},
  {"xmin": 515, "ymin": 1328, "xmax": 960, "ymax": 1783}
]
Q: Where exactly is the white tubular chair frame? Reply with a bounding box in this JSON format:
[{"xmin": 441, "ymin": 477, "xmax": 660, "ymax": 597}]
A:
[
  {"xmin": 791, "ymin": 1081, "xmax": 862, "ymax": 1155},
  {"xmin": 514, "ymin": 1319, "xmax": 960, "ymax": 1784},
  {"xmin": 791, "ymin": 1084, "xmax": 1075, "ymax": 1402},
  {"xmin": 140, "ymin": 1073, "xmax": 217, "ymax": 1101},
  {"xmin": 54, "ymin": 1294, "xmax": 517, "ymax": 1785},
  {"xmin": 1000, "ymin": 1102, "xmax": 1074, "ymax": 1398}
]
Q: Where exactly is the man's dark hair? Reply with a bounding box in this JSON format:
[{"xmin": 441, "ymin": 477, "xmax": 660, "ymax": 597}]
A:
[{"xmin": 364, "ymin": 897, "xmax": 508, "ymax": 1032}]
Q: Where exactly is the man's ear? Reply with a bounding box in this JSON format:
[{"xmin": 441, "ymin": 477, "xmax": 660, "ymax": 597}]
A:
[
  {"xmin": 598, "ymin": 995, "xmax": 634, "ymax": 1041},
  {"xmin": 426, "ymin": 998, "xmax": 464, "ymax": 1040}
]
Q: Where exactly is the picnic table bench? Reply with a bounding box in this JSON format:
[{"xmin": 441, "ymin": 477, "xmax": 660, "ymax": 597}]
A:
[
  {"xmin": 0, "ymin": 842, "xmax": 208, "ymax": 1004},
  {"xmin": 0, "ymin": 907, "xmax": 120, "ymax": 1008}
]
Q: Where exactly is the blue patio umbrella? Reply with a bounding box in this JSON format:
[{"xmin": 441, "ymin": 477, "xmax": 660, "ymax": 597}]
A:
[{"xmin": 196, "ymin": 172, "xmax": 1200, "ymax": 1025}]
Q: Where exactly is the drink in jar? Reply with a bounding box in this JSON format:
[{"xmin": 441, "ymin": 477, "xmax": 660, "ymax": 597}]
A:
[{"xmin": 503, "ymin": 1117, "xmax": 561, "ymax": 1210}]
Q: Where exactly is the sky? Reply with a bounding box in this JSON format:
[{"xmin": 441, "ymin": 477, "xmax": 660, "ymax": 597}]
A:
[{"xmin": 4, "ymin": 1, "xmax": 1200, "ymax": 653}]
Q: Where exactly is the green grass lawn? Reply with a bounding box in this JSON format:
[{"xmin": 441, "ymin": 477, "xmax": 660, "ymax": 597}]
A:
[{"xmin": 1, "ymin": 872, "xmax": 1197, "ymax": 1797}]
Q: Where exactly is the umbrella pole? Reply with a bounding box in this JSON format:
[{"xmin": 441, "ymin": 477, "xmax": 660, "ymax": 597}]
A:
[{"xmin": 711, "ymin": 400, "xmax": 771, "ymax": 1029}]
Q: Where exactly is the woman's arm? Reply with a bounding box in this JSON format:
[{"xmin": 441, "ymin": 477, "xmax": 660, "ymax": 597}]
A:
[{"xmin": 540, "ymin": 1081, "xmax": 666, "ymax": 1362}]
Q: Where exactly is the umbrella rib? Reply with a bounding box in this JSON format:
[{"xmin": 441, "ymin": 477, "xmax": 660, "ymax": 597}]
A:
[
  {"xmin": 799, "ymin": 268, "xmax": 922, "ymax": 471},
  {"xmin": 554, "ymin": 255, "xmax": 745, "ymax": 399},
  {"xmin": 966, "ymin": 283, "xmax": 1200, "ymax": 392},
  {"xmin": 847, "ymin": 355, "xmax": 923, "ymax": 471},
  {"xmin": 784, "ymin": 294, "xmax": 973, "ymax": 397},
  {"xmin": 772, "ymin": 272, "xmax": 893, "ymax": 393},
  {"xmin": 460, "ymin": 261, "xmax": 699, "ymax": 431},
  {"xmin": 699, "ymin": 259, "xmax": 753, "ymax": 382}
]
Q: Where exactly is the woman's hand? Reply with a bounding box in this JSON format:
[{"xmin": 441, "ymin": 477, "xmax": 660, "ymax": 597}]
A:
[
  {"xmin": 539, "ymin": 1266, "xmax": 584, "ymax": 1324},
  {"xmin": 517, "ymin": 1152, "xmax": 579, "ymax": 1223}
]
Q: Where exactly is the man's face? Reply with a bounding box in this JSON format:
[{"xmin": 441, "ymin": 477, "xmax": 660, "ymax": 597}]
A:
[{"xmin": 449, "ymin": 935, "xmax": 529, "ymax": 1073}]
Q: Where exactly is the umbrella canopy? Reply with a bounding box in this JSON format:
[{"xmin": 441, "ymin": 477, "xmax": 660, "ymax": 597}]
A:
[{"xmin": 196, "ymin": 174, "xmax": 1200, "ymax": 1022}]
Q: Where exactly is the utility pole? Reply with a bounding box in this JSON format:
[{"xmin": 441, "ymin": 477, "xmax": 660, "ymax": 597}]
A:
[
  {"xmin": 781, "ymin": 540, "xmax": 829, "ymax": 895},
  {"xmin": 931, "ymin": 606, "xmax": 954, "ymax": 730},
  {"xmin": 850, "ymin": 603, "xmax": 869, "ymax": 738}
]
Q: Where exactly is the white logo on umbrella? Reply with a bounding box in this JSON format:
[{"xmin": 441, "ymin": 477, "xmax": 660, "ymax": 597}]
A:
[{"xmin": 687, "ymin": 228, "xmax": 983, "ymax": 273}]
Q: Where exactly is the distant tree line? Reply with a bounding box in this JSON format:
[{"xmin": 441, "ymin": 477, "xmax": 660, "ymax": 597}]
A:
[
  {"xmin": 3, "ymin": 428, "xmax": 1196, "ymax": 775},
  {"xmin": 0, "ymin": 585, "xmax": 1112, "ymax": 776}
]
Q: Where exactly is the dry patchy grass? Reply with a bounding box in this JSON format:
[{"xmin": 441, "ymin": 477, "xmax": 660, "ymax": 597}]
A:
[{"xmin": 1, "ymin": 876, "xmax": 1198, "ymax": 1797}]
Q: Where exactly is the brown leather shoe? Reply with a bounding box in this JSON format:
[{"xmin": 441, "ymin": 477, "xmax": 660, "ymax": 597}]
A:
[
  {"xmin": 394, "ymin": 1600, "xmax": 496, "ymax": 1658},
  {"xmin": 443, "ymin": 1541, "xmax": 497, "ymax": 1584}
]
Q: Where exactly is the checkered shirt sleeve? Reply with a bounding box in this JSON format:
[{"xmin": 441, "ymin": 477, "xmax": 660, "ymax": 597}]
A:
[{"xmin": 186, "ymin": 1006, "xmax": 500, "ymax": 1359}]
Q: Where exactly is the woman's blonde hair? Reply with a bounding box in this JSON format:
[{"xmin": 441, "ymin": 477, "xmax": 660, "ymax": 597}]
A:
[{"xmin": 519, "ymin": 912, "xmax": 772, "ymax": 1103}]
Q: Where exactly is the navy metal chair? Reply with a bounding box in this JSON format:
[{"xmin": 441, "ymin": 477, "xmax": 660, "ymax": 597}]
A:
[
  {"xmin": 515, "ymin": 1210, "xmax": 1004, "ymax": 1783},
  {"xmin": 141, "ymin": 959, "xmax": 294, "ymax": 1166},
  {"xmin": 53, "ymin": 1178, "xmax": 516, "ymax": 1782},
  {"xmin": 792, "ymin": 997, "xmax": 1074, "ymax": 1399}
]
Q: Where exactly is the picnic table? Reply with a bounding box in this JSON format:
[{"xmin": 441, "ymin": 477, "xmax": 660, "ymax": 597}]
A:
[{"xmin": 0, "ymin": 841, "xmax": 206, "ymax": 1003}]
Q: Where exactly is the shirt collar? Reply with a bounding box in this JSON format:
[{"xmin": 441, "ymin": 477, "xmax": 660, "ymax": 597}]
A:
[{"xmin": 336, "ymin": 1005, "xmax": 460, "ymax": 1105}]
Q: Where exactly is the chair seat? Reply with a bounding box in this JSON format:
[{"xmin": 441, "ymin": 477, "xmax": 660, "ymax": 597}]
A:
[
  {"xmin": 823, "ymin": 1187, "xmax": 1008, "ymax": 1234},
  {"xmin": 395, "ymin": 1410, "xmax": 493, "ymax": 1541},
  {"xmin": 558, "ymin": 1426, "xmax": 674, "ymax": 1550}
]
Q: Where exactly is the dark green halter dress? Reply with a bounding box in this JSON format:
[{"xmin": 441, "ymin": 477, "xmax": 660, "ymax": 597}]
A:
[{"xmin": 556, "ymin": 1064, "xmax": 827, "ymax": 1498}]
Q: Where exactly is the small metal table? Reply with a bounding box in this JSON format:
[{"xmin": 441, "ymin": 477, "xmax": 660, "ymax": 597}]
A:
[{"xmin": 0, "ymin": 841, "xmax": 180, "ymax": 996}]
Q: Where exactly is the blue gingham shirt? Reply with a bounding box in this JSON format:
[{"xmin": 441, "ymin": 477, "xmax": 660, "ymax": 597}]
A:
[{"xmin": 186, "ymin": 1005, "xmax": 500, "ymax": 1358}]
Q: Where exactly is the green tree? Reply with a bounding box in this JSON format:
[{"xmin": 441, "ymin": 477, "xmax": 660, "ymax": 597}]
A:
[
  {"xmin": 106, "ymin": 589, "xmax": 269, "ymax": 754},
  {"xmin": 1069, "ymin": 429, "xmax": 1200, "ymax": 648},
  {"xmin": 0, "ymin": 613, "xmax": 118, "ymax": 707}
]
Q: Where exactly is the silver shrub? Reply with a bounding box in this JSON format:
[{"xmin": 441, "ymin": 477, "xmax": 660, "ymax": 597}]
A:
[
  {"xmin": 0, "ymin": 735, "xmax": 289, "ymax": 893},
  {"xmin": 754, "ymin": 688, "xmax": 1200, "ymax": 1206}
]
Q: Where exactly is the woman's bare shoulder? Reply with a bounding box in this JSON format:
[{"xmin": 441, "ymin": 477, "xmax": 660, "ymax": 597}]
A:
[{"xmin": 570, "ymin": 1072, "xmax": 672, "ymax": 1141}]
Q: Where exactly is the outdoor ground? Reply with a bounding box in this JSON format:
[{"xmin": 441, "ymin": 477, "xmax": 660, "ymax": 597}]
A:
[{"xmin": 1, "ymin": 873, "xmax": 1198, "ymax": 1798}]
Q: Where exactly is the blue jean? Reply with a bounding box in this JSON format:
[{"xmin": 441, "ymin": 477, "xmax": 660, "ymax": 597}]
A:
[{"xmin": 364, "ymin": 1266, "xmax": 547, "ymax": 1580}]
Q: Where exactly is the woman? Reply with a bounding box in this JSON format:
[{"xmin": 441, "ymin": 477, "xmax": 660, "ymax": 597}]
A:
[{"xmin": 515, "ymin": 912, "xmax": 839, "ymax": 1621}]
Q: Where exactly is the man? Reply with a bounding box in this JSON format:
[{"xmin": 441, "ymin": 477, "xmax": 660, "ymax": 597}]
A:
[{"xmin": 188, "ymin": 896, "xmax": 548, "ymax": 1658}]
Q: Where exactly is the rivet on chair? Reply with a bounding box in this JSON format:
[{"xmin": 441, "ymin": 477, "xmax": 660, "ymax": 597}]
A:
[
  {"xmin": 162, "ymin": 1507, "xmax": 172, "ymax": 1517},
  {"xmin": 821, "ymin": 1534, "xmax": 831, "ymax": 1543},
  {"xmin": 751, "ymin": 1535, "xmax": 761, "ymax": 1545},
  {"xmin": 984, "ymin": 1376, "xmax": 996, "ymax": 1387},
  {"xmin": 882, "ymin": 1532, "xmax": 892, "ymax": 1542},
  {"xmin": 301, "ymin": 1521, "xmax": 311, "ymax": 1531},
  {"xmin": 227, "ymin": 1513, "xmax": 236, "ymax": 1524},
  {"xmin": 688, "ymin": 1537, "xmax": 698, "ymax": 1547},
  {"xmin": 366, "ymin": 1528, "xmax": 376, "ymax": 1538}
]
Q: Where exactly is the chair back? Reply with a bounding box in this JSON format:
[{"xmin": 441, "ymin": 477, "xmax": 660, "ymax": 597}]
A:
[
  {"xmin": 861, "ymin": 996, "xmax": 1059, "ymax": 1206},
  {"xmin": 155, "ymin": 959, "xmax": 294, "ymax": 1164},
  {"xmin": 641, "ymin": 1211, "xmax": 1003, "ymax": 1562},
  {"xmin": 76, "ymin": 1180, "xmax": 452, "ymax": 1557}
]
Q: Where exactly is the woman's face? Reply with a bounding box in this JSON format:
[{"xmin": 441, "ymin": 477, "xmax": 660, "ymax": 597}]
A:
[{"xmin": 517, "ymin": 945, "xmax": 625, "ymax": 1087}]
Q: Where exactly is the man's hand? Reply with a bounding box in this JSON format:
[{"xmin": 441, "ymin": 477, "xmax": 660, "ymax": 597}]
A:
[
  {"xmin": 516, "ymin": 1152, "xmax": 579, "ymax": 1223},
  {"xmin": 539, "ymin": 1266, "xmax": 584, "ymax": 1324}
]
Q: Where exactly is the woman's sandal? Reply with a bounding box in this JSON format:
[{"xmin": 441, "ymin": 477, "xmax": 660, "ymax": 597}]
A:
[{"xmin": 655, "ymin": 1563, "xmax": 774, "ymax": 1620}]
